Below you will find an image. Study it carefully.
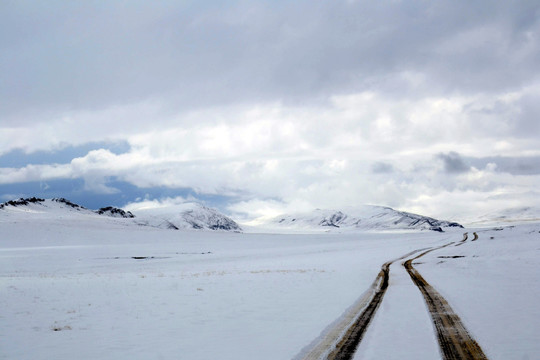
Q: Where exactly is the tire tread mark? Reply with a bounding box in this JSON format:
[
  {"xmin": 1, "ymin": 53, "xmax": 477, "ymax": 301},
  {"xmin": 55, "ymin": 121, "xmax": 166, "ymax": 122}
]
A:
[
  {"xmin": 297, "ymin": 249, "xmax": 426, "ymax": 360},
  {"xmin": 404, "ymin": 239, "xmax": 488, "ymax": 360}
]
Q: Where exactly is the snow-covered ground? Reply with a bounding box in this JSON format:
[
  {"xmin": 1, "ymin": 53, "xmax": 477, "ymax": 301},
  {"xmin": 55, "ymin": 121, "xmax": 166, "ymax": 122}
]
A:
[
  {"xmin": 412, "ymin": 225, "xmax": 540, "ymax": 360},
  {"xmin": 464, "ymin": 205, "xmax": 540, "ymax": 227},
  {"xmin": 1, "ymin": 208, "xmax": 538, "ymax": 359},
  {"xmin": 352, "ymin": 225, "xmax": 540, "ymax": 360}
]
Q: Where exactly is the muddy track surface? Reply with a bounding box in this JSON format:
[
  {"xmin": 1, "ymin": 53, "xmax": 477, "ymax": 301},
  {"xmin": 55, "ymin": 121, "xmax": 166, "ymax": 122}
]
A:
[
  {"xmin": 454, "ymin": 232, "xmax": 468, "ymax": 247},
  {"xmin": 296, "ymin": 249, "xmax": 425, "ymax": 360},
  {"xmin": 324, "ymin": 261, "xmax": 390, "ymax": 360},
  {"xmin": 404, "ymin": 241, "xmax": 488, "ymax": 360}
]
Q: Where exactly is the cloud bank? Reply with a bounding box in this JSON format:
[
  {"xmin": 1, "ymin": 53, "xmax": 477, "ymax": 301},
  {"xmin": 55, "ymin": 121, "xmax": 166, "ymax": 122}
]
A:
[{"xmin": 1, "ymin": 0, "xmax": 539, "ymax": 222}]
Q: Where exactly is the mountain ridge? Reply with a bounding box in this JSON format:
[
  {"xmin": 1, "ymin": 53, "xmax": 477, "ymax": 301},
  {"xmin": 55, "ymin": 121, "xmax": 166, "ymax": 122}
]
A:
[
  {"xmin": 132, "ymin": 203, "xmax": 242, "ymax": 232},
  {"xmin": 265, "ymin": 205, "xmax": 463, "ymax": 232},
  {"xmin": 0, "ymin": 197, "xmax": 466, "ymax": 233},
  {"xmin": 0, "ymin": 197, "xmax": 241, "ymax": 232}
]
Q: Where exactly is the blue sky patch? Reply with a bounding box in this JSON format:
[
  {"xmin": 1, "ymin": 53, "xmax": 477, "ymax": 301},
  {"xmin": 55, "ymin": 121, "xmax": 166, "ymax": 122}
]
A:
[
  {"xmin": 0, "ymin": 140, "xmax": 131, "ymax": 168},
  {"xmin": 0, "ymin": 178, "xmax": 236, "ymax": 213}
]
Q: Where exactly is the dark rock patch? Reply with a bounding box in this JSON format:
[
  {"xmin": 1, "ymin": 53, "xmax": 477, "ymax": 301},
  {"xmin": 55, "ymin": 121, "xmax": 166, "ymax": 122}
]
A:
[
  {"xmin": 0, "ymin": 197, "xmax": 45, "ymax": 209},
  {"xmin": 96, "ymin": 206, "xmax": 135, "ymax": 218},
  {"xmin": 52, "ymin": 198, "xmax": 85, "ymax": 210}
]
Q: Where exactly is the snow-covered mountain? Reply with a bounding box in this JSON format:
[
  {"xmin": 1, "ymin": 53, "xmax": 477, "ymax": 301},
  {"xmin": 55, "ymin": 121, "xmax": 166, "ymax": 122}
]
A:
[
  {"xmin": 466, "ymin": 206, "xmax": 540, "ymax": 226},
  {"xmin": 1, "ymin": 198, "xmax": 461, "ymax": 233},
  {"xmin": 0, "ymin": 197, "xmax": 97, "ymax": 216},
  {"xmin": 132, "ymin": 203, "xmax": 241, "ymax": 231},
  {"xmin": 0, "ymin": 198, "xmax": 241, "ymax": 232},
  {"xmin": 0, "ymin": 198, "xmax": 133, "ymax": 218},
  {"xmin": 264, "ymin": 206, "xmax": 463, "ymax": 232}
]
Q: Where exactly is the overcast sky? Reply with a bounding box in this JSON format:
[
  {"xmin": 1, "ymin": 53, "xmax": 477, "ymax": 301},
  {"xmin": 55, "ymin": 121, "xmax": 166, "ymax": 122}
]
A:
[{"xmin": 1, "ymin": 0, "xmax": 539, "ymax": 223}]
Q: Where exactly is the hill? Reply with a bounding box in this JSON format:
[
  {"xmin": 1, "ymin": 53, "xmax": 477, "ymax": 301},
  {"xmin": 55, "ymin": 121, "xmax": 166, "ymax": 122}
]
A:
[
  {"xmin": 0, "ymin": 198, "xmax": 241, "ymax": 232},
  {"xmin": 262, "ymin": 205, "xmax": 463, "ymax": 232}
]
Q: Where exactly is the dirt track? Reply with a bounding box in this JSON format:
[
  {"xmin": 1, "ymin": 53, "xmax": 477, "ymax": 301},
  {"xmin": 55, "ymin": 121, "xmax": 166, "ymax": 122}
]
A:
[
  {"xmin": 404, "ymin": 242, "xmax": 488, "ymax": 360},
  {"xmin": 297, "ymin": 249, "xmax": 424, "ymax": 360},
  {"xmin": 297, "ymin": 234, "xmax": 488, "ymax": 360},
  {"xmin": 454, "ymin": 232, "xmax": 468, "ymax": 246},
  {"xmin": 324, "ymin": 260, "xmax": 391, "ymax": 360}
]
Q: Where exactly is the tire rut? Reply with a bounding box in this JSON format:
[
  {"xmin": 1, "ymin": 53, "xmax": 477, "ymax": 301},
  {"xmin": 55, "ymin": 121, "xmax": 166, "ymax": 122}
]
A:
[
  {"xmin": 403, "ymin": 239, "xmax": 488, "ymax": 360},
  {"xmin": 324, "ymin": 262, "xmax": 390, "ymax": 360},
  {"xmin": 296, "ymin": 233, "xmax": 487, "ymax": 360},
  {"xmin": 454, "ymin": 232, "xmax": 468, "ymax": 247},
  {"xmin": 296, "ymin": 249, "xmax": 425, "ymax": 360}
]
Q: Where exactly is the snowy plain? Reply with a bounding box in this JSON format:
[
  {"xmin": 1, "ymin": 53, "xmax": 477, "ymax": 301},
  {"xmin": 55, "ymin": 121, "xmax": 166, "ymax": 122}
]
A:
[{"xmin": 1, "ymin": 206, "xmax": 539, "ymax": 359}]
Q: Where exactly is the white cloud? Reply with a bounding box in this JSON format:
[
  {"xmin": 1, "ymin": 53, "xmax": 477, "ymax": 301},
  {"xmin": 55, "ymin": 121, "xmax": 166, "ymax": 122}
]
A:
[
  {"xmin": 1, "ymin": 83, "xmax": 539, "ymax": 221},
  {"xmin": 123, "ymin": 196, "xmax": 194, "ymax": 212},
  {"xmin": 0, "ymin": 164, "xmax": 72, "ymax": 184}
]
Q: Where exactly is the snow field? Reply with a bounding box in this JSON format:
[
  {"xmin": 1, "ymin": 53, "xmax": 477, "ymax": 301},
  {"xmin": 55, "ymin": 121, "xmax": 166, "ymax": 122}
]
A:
[
  {"xmin": 353, "ymin": 261, "xmax": 441, "ymax": 359},
  {"xmin": 1, "ymin": 219, "xmax": 448, "ymax": 360},
  {"xmin": 415, "ymin": 225, "xmax": 540, "ymax": 360},
  {"xmin": 2, "ymin": 214, "xmax": 538, "ymax": 360}
]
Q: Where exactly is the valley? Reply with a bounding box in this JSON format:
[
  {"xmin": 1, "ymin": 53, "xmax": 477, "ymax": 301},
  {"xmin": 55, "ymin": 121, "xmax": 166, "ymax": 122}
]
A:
[{"xmin": 0, "ymin": 199, "xmax": 538, "ymax": 359}]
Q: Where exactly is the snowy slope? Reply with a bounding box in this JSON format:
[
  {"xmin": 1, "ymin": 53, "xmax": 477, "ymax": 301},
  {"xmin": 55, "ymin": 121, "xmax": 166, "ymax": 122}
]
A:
[
  {"xmin": 1, "ymin": 215, "xmax": 538, "ymax": 359},
  {"xmin": 0, "ymin": 197, "xmax": 105, "ymax": 218},
  {"xmin": 465, "ymin": 206, "xmax": 540, "ymax": 226},
  {"xmin": 133, "ymin": 202, "xmax": 242, "ymax": 231},
  {"xmin": 0, "ymin": 198, "xmax": 241, "ymax": 232},
  {"xmin": 265, "ymin": 205, "xmax": 463, "ymax": 232}
]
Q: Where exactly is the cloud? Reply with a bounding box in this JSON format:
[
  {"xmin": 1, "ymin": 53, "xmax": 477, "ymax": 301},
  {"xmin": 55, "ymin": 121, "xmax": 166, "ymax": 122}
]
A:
[
  {"xmin": 467, "ymin": 155, "xmax": 540, "ymax": 175},
  {"xmin": 123, "ymin": 196, "xmax": 193, "ymax": 212},
  {"xmin": 1, "ymin": 1, "xmax": 539, "ymax": 221},
  {"xmin": 371, "ymin": 162, "xmax": 394, "ymax": 174},
  {"xmin": 1, "ymin": 89, "xmax": 539, "ymax": 220},
  {"xmin": 0, "ymin": 164, "xmax": 72, "ymax": 185},
  {"xmin": 0, "ymin": 141, "xmax": 130, "ymax": 165},
  {"xmin": 2, "ymin": 1, "xmax": 539, "ymax": 120},
  {"xmin": 437, "ymin": 152, "xmax": 471, "ymax": 174}
]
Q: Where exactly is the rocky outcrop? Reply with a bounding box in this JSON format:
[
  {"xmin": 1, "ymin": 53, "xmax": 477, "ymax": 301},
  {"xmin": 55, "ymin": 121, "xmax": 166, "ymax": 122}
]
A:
[
  {"xmin": 96, "ymin": 206, "xmax": 135, "ymax": 218},
  {"xmin": 0, "ymin": 197, "xmax": 45, "ymax": 209}
]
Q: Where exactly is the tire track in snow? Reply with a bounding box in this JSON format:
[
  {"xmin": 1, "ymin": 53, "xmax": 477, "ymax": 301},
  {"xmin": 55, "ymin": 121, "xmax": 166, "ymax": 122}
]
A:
[
  {"xmin": 454, "ymin": 232, "xmax": 468, "ymax": 246},
  {"xmin": 403, "ymin": 236, "xmax": 488, "ymax": 360},
  {"xmin": 295, "ymin": 249, "xmax": 426, "ymax": 360}
]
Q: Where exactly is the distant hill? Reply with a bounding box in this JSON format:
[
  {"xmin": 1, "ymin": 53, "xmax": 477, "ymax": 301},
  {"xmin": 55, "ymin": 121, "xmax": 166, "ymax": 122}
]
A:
[
  {"xmin": 132, "ymin": 203, "xmax": 242, "ymax": 232},
  {"xmin": 466, "ymin": 206, "xmax": 540, "ymax": 226},
  {"xmin": 261, "ymin": 205, "xmax": 463, "ymax": 232},
  {"xmin": 0, "ymin": 197, "xmax": 241, "ymax": 232},
  {"xmin": 1, "ymin": 197, "xmax": 467, "ymax": 233}
]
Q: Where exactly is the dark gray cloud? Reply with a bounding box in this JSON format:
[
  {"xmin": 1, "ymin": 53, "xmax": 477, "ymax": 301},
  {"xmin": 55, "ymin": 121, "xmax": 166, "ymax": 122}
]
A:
[
  {"xmin": 371, "ymin": 162, "xmax": 394, "ymax": 174},
  {"xmin": 468, "ymin": 155, "xmax": 540, "ymax": 175},
  {"xmin": 1, "ymin": 0, "xmax": 539, "ymax": 122},
  {"xmin": 513, "ymin": 93, "xmax": 540, "ymax": 138},
  {"xmin": 437, "ymin": 152, "xmax": 471, "ymax": 174},
  {"xmin": 437, "ymin": 152, "xmax": 540, "ymax": 175},
  {"xmin": 464, "ymin": 90, "xmax": 540, "ymax": 140}
]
